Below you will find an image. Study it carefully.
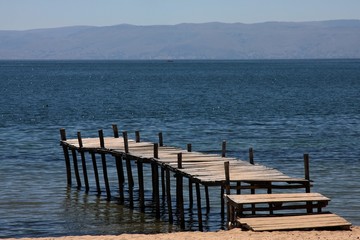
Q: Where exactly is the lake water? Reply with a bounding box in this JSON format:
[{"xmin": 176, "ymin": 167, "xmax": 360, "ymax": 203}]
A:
[{"xmin": 0, "ymin": 60, "xmax": 359, "ymax": 238}]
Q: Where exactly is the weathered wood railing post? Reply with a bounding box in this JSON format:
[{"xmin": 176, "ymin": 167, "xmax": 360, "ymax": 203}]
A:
[
  {"xmin": 187, "ymin": 143, "xmax": 193, "ymax": 209},
  {"xmin": 249, "ymin": 147, "xmax": 254, "ymax": 165},
  {"xmin": 60, "ymin": 128, "xmax": 72, "ymax": 186},
  {"xmin": 71, "ymin": 147, "xmax": 82, "ymax": 190},
  {"xmin": 177, "ymin": 152, "xmax": 185, "ymax": 229},
  {"xmin": 249, "ymin": 147, "xmax": 256, "ymax": 214},
  {"xmin": 99, "ymin": 129, "xmax": 111, "ymax": 200},
  {"xmin": 166, "ymin": 167, "xmax": 173, "ymax": 223},
  {"xmin": 135, "ymin": 131, "xmax": 140, "ymax": 143},
  {"xmin": 77, "ymin": 131, "xmax": 89, "ymax": 193},
  {"xmin": 112, "ymin": 124, "xmax": 119, "ymax": 138},
  {"xmin": 304, "ymin": 153, "xmax": 312, "ymax": 213},
  {"xmin": 122, "ymin": 131, "xmax": 129, "ymax": 153},
  {"xmin": 90, "ymin": 152, "xmax": 101, "ymax": 195},
  {"xmin": 137, "ymin": 158, "xmax": 145, "ymax": 211},
  {"xmin": 115, "ymin": 154, "xmax": 125, "ymax": 203},
  {"xmin": 222, "ymin": 140, "xmax": 226, "ymax": 157},
  {"xmin": 158, "ymin": 132, "xmax": 163, "ymax": 147},
  {"xmin": 152, "ymin": 143, "xmax": 160, "ymax": 218},
  {"xmin": 196, "ymin": 182, "xmax": 203, "ymax": 231}
]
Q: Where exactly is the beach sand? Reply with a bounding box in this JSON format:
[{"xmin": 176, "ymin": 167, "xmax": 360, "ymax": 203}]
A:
[{"xmin": 6, "ymin": 226, "xmax": 360, "ymax": 240}]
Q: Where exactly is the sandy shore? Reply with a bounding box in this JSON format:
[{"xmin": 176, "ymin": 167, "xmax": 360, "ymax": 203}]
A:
[{"xmin": 6, "ymin": 226, "xmax": 360, "ymax": 240}]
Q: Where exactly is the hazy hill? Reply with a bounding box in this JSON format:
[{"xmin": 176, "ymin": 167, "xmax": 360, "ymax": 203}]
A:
[{"xmin": 1, "ymin": 20, "xmax": 360, "ymax": 59}]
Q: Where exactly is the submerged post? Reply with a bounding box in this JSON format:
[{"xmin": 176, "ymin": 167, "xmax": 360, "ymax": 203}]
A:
[
  {"xmin": 304, "ymin": 153, "xmax": 311, "ymax": 193},
  {"xmin": 222, "ymin": 140, "xmax": 226, "ymax": 157},
  {"xmin": 77, "ymin": 131, "xmax": 89, "ymax": 193},
  {"xmin": 99, "ymin": 129, "xmax": 111, "ymax": 200},
  {"xmin": 177, "ymin": 153, "xmax": 185, "ymax": 228},
  {"xmin": 60, "ymin": 128, "xmax": 72, "ymax": 186}
]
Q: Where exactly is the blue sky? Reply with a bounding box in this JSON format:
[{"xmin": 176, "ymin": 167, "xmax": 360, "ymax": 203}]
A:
[{"xmin": 1, "ymin": 0, "xmax": 360, "ymax": 30}]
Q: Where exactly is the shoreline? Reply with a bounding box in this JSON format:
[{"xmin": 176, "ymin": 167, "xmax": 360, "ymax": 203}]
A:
[{"xmin": 6, "ymin": 226, "xmax": 360, "ymax": 240}]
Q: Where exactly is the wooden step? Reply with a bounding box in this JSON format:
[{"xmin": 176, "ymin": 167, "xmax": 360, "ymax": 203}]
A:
[{"xmin": 238, "ymin": 213, "xmax": 352, "ymax": 231}]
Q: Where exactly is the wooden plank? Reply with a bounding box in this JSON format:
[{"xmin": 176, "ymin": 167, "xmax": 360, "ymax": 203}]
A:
[
  {"xmin": 227, "ymin": 193, "xmax": 330, "ymax": 204},
  {"xmin": 238, "ymin": 213, "xmax": 352, "ymax": 231}
]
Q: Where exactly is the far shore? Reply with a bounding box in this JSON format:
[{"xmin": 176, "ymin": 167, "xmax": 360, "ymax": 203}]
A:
[{"xmin": 5, "ymin": 226, "xmax": 360, "ymax": 240}]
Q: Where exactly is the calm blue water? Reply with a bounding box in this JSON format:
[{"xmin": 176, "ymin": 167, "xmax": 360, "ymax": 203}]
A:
[{"xmin": 0, "ymin": 60, "xmax": 359, "ymax": 238}]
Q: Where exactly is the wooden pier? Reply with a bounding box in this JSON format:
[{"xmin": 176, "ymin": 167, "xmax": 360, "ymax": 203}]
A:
[{"xmin": 59, "ymin": 125, "xmax": 351, "ymax": 231}]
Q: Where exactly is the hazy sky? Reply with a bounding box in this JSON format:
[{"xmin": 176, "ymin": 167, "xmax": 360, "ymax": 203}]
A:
[{"xmin": 1, "ymin": 0, "xmax": 360, "ymax": 30}]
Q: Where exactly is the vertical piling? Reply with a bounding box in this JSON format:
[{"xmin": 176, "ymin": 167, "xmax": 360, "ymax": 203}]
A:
[
  {"xmin": 137, "ymin": 159, "xmax": 145, "ymax": 211},
  {"xmin": 77, "ymin": 132, "xmax": 89, "ymax": 192},
  {"xmin": 122, "ymin": 131, "xmax": 129, "ymax": 153},
  {"xmin": 71, "ymin": 148, "xmax": 82, "ymax": 189},
  {"xmin": 166, "ymin": 168, "xmax": 173, "ymax": 223},
  {"xmin": 158, "ymin": 132, "xmax": 163, "ymax": 147},
  {"xmin": 125, "ymin": 156, "xmax": 134, "ymax": 208},
  {"xmin": 222, "ymin": 140, "xmax": 226, "ymax": 157},
  {"xmin": 177, "ymin": 153, "xmax": 185, "ymax": 229},
  {"xmin": 135, "ymin": 131, "xmax": 140, "ymax": 143},
  {"xmin": 99, "ymin": 129, "xmax": 111, "ymax": 200},
  {"xmin": 112, "ymin": 124, "xmax": 119, "ymax": 138},
  {"xmin": 90, "ymin": 152, "xmax": 101, "ymax": 195},
  {"xmin": 196, "ymin": 182, "xmax": 203, "ymax": 231},
  {"xmin": 60, "ymin": 128, "xmax": 72, "ymax": 186},
  {"xmin": 115, "ymin": 155, "xmax": 125, "ymax": 203}
]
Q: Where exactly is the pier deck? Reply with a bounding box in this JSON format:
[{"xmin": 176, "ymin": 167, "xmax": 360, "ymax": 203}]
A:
[{"xmin": 59, "ymin": 126, "xmax": 351, "ymax": 231}]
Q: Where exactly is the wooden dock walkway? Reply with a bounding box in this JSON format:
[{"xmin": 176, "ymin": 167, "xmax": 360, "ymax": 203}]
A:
[{"xmin": 59, "ymin": 125, "xmax": 351, "ymax": 231}]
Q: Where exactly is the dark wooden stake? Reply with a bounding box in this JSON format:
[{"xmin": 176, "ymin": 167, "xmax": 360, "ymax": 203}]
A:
[
  {"xmin": 152, "ymin": 162, "xmax": 160, "ymax": 218},
  {"xmin": 177, "ymin": 153, "xmax": 185, "ymax": 229},
  {"xmin": 224, "ymin": 161, "xmax": 230, "ymax": 223},
  {"xmin": 122, "ymin": 131, "xmax": 129, "ymax": 153},
  {"xmin": 153, "ymin": 143, "xmax": 159, "ymax": 159},
  {"xmin": 77, "ymin": 132, "xmax": 89, "ymax": 193},
  {"xmin": 112, "ymin": 124, "xmax": 119, "ymax": 138},
  {"xmin": 115, "ymin": 155, "xmax": 125, "ymax": 203},
  {"xmin": 249, "ymin": 147, "xmax": 254, "ymax": 165},
  {"xmin": 135, "ymin": 131, "xmax": 140, "ymax": 143},
  {"xmin": 304, "ymin": 153, "xmax": 312, "ymax": 213},
  {"xmin": 205, "ymin": 185, "xmax": 210, "ymax": 213},
  {"xmin": 196, "ymin": 182, "xmax": 203, "ymax": 231},
  {"xmin": 99, "ymin": 129, "xmax": 111, "ymax": 200},
  {"xmin": 71, "ymin": 148, "xmax": 82, "ymax": 189},
  {"xmin": 90, "ymin": 152, "xmax": 101, "ymax": 195},
  {"xmin": 187, "ymin": 143, "xmax": 192, "ymax": 152},
  {"xmin": 222, "ymin": 140, "xmax": 226, "ymax": 157},
  {"xmin": 137, "ymin": 159, "xmax": 145, "ymax": 211},
  {"xmin": 60, "ymin": 128, "xmax": 72, "ymax": 186},
  {"xmin": 158, "ymin": 132, "xmax": 163, "ymax": 147},
  {"xmin": 166, "ymin": 168, "xmax": 173, "ymax": 223},
  {"xmin": 125, "ymin": 156, "xmax": 134, "ymax": 208},
  {"xmin": 189, "ymin": 179, "xmax": 193, "ymax": 209}
]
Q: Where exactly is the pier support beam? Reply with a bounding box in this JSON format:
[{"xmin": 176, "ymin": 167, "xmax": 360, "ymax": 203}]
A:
[
  {"xmin": 77, "ymin": 132, "xmax": 89, "ymax": 193},
  {"xmin": 60, "ymin": 128, "xmax": 72, "ymax": 186},
  {"xmin": 99, "ymin": 129, "xmax": 111, "ymax": 200}
]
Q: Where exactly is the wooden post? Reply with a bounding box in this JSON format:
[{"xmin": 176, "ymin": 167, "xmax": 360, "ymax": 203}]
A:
[
  {"xmin": 60, "ymin": 128, "xmax": 72, "ymax": 186},
  {"xmin": 99, "ymin": 129, "xmax": 111, "ymax": 200},
  {"xmin": 77, "ymin": 132, "xmax": 89, "ymax": 193},
  {"xmin": 249, "ymin": 147, "xmax": 254, "ymax": 165},
  {"xmin": 71, "ymin": 148, "xmax": 82, "ymax": 189},
  {"xmin": 304, "ymin": 153, "xmax": 312, "ymax": 213},
  {"xmin": 135, "ymin": 131, "xmax": 140, "ymax": 143},
  {"xmin": 189, "ymin": 179, "xmax": 193, "ymax": 209},
  {"xmin": 158, "ymin": 132, "xmax": 163, "ymax": 147},
  {"xmin": 153, "ymin": 143, "xmax": 159, "ymax": 159},
  {"xmin": 224, "ymin": 161, "xmax": 230, "ymax": 223},
  {"xmin": 125, "ymin": 156, "xmax": 134, "ymax": 208},
  {"xmin": 152, "ymin": 162, "xmax": 160, "ymax": 218},
  {"xmin": 205, "ymin": 186, "xmax": 210, "ymax": 213},
  {"xmin": 90, "ymin": 152, "xmax": 101, "ymax": 195},
  {"xmin": 187, "ymin": 143, "xmax": 192, "ymax": 152},
  {"xmin": 196, "ymin": 182, "xmax": 203, "ymax": 231},
  {"xmin": 177, "ymin": 153, "xmax": 185, "ymax": 228},
  {"xmin": 122, "ymin": 131, "xmax": 129, "ymax": 153},
  {"xmin": 137, "ymin": 159, "xmax": 145, "ymax": 211},
  {"xmin": 166, "ymin": 168, "xmax": 173, "ymax": 223},
  {"xmin": 115, "ymin": 155, "xmax": 125, "ymax": 203},
  {"xmin": 222, "ymin": 140, "xmax": 226, "ymax": 157},
  {"xmin": 112, "ymin": 124, "xmax": 119, "ymax": 138},
  {"xmin": 161, "ymin": 167, "xmax": 166, "ymax": 200}
]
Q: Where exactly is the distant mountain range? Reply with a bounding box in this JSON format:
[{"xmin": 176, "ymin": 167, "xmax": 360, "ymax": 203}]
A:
[{"xmin": 1, "ymin": 20, "xmax": 360, "ymax": 59}]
